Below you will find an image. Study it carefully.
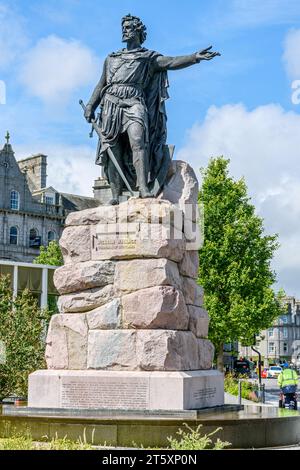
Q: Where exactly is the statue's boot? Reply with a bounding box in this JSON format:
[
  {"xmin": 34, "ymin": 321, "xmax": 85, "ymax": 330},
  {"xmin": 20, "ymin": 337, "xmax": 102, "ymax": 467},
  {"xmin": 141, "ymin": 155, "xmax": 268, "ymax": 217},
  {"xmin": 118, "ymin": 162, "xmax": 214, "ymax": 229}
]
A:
[
  {"xmin": 107, "ymin": 155, "xmax": 123, "ymax": 205},
  {"xmin": 140, "ymin": 187, "xmax": 153, "ymax": 198},
  {"xmin": 135, "ymin": 157, "xmax": 153, "ymax": 198},
  {"xmin": 109, "ymin": 178, "xmax": 122, "ymax": 205}
]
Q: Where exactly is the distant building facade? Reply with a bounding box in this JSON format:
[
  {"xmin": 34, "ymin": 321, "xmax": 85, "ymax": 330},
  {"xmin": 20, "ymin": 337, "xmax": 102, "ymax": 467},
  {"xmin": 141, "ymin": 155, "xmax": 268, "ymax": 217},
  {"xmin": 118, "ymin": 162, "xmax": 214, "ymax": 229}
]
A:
[
  {"xmin": 0, "ymin": 134, "xmax": 99, "ymax": 263},
  {"xmin": 240, "ymin": 297, "xmax": 300, "ymax": 366}
]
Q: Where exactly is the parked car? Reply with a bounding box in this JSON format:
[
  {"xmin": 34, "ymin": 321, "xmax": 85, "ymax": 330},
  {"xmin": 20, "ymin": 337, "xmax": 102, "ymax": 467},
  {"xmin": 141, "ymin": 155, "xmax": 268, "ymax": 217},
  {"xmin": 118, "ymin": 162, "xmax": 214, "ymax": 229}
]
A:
[
  {"xmin": 233, "ymin": 359, "xmax": 252, "ymax": 377},
  {"xmin": 268, "ymin": 366, "xmax": 282, "ymax": 378},
  {"xmin": 261, "ymin": 368, "xmax": 269, "ymax": 379}
]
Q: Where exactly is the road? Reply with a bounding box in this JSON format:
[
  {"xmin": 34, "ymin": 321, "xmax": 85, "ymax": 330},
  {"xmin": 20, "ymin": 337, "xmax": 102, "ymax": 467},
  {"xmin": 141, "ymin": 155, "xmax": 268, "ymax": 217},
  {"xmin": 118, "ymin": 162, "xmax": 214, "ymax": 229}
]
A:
[{"xmin": 262, "ymin": 378, "xmax": 280, "ymax": 392}]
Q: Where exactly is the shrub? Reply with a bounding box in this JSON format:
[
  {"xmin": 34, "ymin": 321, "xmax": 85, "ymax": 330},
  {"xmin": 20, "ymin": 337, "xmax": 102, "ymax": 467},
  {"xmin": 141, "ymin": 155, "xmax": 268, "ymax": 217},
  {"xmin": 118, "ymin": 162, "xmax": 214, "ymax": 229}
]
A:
[
  {"xmin": 224, "ymin": 373, "xmax": 259, "ymax": 402},
  {"xmin": 167, "ymin": 423, "xmax": 231, "ymax": 450}
]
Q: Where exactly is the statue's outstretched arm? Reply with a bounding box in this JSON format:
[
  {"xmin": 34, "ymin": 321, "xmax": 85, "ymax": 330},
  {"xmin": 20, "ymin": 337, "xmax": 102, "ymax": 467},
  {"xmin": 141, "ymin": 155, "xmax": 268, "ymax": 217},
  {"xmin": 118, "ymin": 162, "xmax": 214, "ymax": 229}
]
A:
[
  {"xmin": 154, "ymin": 46, "xmax": 220, "ymax": 71},
  {"xmin": 85, "ymin": 60, "xmax": 107, "ymax": 122}
]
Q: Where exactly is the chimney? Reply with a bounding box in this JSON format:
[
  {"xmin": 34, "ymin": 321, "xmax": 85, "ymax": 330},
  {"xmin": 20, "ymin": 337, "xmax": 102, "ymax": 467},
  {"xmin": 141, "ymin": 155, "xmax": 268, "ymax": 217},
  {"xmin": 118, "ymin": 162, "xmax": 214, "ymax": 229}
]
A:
[{"xmin": 18, "ymin": 154, "xmax": 47, "ymax": 192}]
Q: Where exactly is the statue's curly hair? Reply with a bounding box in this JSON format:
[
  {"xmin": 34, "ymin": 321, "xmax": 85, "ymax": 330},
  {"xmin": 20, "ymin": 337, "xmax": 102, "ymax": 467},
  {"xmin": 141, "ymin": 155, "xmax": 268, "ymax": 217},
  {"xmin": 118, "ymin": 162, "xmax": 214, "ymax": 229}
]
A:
[{"xmin": 122, "ymin": 14, "xmax": 147, "ymax": 44}]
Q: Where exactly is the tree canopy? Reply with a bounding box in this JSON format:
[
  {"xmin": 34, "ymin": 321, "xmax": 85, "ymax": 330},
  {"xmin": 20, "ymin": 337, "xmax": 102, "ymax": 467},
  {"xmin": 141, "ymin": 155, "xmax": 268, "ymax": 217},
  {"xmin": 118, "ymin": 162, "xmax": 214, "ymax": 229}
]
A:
[{"xmin": 198, "ymin": 157, "xmax": 283, "ymax": 361}]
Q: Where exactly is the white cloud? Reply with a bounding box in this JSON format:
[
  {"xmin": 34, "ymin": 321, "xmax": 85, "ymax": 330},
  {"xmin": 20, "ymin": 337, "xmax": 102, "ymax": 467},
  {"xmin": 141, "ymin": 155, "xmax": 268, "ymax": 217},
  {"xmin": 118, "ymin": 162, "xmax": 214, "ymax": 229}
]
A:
[
  {"xmin": 283, "ymin": 29, "xmax": 300, "ymax": 79},
  {"xmin": 0, "ymin": 4, "xmax": 28, "ymax": 69},
  {"xmin": 177, "ymin": 103, "xmax": 300, "ymax": 296},
  {"xmin": 15, "ymin": 143, "xmax": 98, "ymax": 197},
  {"xmin": 19, "ymin": 35, "xmax": 101, "ymax": 103}
]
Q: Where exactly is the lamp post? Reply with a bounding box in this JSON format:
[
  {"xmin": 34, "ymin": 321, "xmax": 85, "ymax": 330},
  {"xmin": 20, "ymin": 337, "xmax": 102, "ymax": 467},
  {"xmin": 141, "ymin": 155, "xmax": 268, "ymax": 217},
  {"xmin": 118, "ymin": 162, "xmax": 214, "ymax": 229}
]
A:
[
  {"xmin": 251, "ymin": 344, "xmax": 262, "ymax": 387},
  {"xmin": 251, "ymin": 335, "xmax": 265, "ymax": 403}
]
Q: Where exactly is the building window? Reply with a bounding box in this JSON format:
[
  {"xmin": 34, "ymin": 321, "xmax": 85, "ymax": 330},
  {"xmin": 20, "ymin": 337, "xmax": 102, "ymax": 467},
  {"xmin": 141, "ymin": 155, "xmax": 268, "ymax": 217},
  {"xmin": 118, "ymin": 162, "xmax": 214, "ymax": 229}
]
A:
[
  {"xmin": 29, "ymin": 228, "xmax": 41, "ymax": 248},
  {"xmin": 10, "ymin": 190, "xmax": 19, "ymax": 210},
  {"xmin": 283, "ymin": 327, "xmax": 288, "ymax": 339},
  {"xmin": 48, "ymin": 231, "xmax": 56, "ymax": 244},
  {"xmin": 9, "ymin": 227, "xmax": 18, "ymax": 245},
  {"xmin": 268, "ymin": 342, "xmax": 275, "ymax": 354},
  {"xmin": 30, "ymin": 228, "xmax": 37, "ymax": 241},
  {"xmin": 281, "ymin": 315, "xmax": 288, "ymax": 324},
  {"xmin": 45, "ymin": 196, "xmax": 54, "ymax": 205},
  {"xmin": 268, "ymin": 328, "xmax": 274, "ymax": 338}
]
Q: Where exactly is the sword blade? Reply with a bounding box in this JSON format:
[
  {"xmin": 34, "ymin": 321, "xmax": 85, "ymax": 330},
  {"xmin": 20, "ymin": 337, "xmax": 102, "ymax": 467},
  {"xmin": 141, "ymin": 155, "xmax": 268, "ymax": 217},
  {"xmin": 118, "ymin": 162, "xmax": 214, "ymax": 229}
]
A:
[
  {"xmin": 79, "ymin": 99, "xmax": 135, "ymax": 197},
  {"xmin": 107, "ymin": 147, "xmax": 135, "ymax": 196}
]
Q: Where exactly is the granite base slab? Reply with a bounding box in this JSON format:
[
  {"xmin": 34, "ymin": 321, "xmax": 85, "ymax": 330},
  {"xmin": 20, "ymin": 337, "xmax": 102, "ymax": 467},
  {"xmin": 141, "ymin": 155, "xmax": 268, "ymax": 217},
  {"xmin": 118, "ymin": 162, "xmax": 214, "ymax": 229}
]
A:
[{"xmin": 28, "ymin": 370, "xmax": 224, "ymax": 411}]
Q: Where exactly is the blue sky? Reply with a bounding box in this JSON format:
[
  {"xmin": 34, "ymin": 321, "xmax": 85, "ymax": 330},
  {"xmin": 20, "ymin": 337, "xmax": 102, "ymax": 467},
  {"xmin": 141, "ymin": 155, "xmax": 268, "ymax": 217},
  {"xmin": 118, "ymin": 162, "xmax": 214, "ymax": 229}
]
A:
[{"xmin": 1, "ymin": 0, "xmax": 300, "ymax": 295}]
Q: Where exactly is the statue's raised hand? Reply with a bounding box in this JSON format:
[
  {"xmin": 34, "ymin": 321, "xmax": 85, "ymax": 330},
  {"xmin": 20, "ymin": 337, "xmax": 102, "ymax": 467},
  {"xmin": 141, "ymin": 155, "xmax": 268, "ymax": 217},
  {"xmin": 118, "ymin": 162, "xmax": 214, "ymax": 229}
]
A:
[{"xmin": 195, "ymin": 46, "xmax": 221, "ymax": 62}]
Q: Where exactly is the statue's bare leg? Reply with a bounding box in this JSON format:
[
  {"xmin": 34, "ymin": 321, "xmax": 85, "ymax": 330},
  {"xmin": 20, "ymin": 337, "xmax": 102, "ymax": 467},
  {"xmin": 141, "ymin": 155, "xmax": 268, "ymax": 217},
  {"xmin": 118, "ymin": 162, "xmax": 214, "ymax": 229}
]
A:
[
  {"xmin": 127, "ymin": 122, "xmax": 152, "ymax": 198},
  {"xmin": 107, "ymin": 140, "xmax": 123, "ymax": 205}
]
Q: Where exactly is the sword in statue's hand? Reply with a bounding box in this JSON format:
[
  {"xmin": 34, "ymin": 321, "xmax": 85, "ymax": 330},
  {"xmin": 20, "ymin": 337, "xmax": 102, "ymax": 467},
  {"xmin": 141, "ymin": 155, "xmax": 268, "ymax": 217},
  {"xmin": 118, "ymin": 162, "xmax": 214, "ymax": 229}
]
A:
[{"xmin": 79, "ymin": 99, "xmax": 135, "ymax": 197}]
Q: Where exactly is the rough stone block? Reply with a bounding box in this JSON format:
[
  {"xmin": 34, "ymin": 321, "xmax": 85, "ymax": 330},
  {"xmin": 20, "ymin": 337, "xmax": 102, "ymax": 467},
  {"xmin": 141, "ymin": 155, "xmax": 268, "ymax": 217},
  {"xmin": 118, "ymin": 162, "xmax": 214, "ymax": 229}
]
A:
[
  {"xmin": 198, "ymin": 339, "xmax": 215, "ymax": 369},
  {"xmin": 188, "ymin": 306, "xmax": 209, "ymax": 338},
  {"xmin": 87, "ymin": 330, "xmax": 211, "ymax": 371},
  {"xmin": 137, "ymin": 330, "xmax": 200, "ymax": 371},
  {"xmin": 88, "ymin": 330, "xmax": 138, "ymax": 370},
  {"xmin": 182, "ymin": 277, "xmax": 204, "ymax": 306},
  {"xmin": 179, "ymin": 251, "xmax": 199, "ymax": 279},
  {"xmin": 54, "ymin": 260, "xmax": 115, "ymax": 295},
  {"xmin": 158, "ymin": 160, "xmax": 199, "ymax": 216},
  {"xmin": 121, "ymin": 286, "xmax": 189, "ymax": 330},
  {"xmin": 114, "ymin": 258, "xmax": 182, "ymax": 293},
  {"xmin": 91, "ymin": 223, "xmax": 186, "ymax": 263},
  {"xmin": 66, "ymin": 198, "xmax": 182, "ymax": 228},
  {"xmin": 86, "ymin": 299, "xmax": 121, "ymax": 330},
  {"xmin": 58, "ymin": 285, "xmax": 115, "ymax": 313},
  {"xmin": 60, "ymin": 225, "xmax": 91, "ymax": 264},
  {"xmin": 183, "ymin": 218, "xmax": 203, "ymax": 250},
  {"xmin": 66, "ymin": 206, "xmax": 117, "ymax": 227},
  {"xmin": 45, "ymin": 314, "xmax": 88, "ymax": 369}
]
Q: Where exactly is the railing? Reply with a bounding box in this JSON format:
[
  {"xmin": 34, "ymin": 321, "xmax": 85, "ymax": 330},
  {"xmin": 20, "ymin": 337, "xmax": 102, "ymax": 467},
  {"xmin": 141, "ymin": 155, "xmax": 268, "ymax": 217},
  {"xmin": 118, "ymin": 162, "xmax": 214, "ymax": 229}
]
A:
[{"xmin": 0, "ymin": 203, "xmax": 65, "ymax": 217}]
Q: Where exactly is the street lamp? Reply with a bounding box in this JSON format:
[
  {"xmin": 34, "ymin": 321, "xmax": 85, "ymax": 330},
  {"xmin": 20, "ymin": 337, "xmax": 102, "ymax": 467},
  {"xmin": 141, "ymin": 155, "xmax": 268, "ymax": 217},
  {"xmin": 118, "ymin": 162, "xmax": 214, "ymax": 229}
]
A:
[{"xmin": 251, "ymin": 334, "xmax": 262, "ymax": 386}]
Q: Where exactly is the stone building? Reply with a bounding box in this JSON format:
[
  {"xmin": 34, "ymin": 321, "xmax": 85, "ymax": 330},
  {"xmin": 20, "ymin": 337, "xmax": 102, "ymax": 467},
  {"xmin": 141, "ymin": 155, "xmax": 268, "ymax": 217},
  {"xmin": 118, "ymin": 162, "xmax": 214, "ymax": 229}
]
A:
[
  {"xmin": 240, "ymin": 297, "xmax": 300, "ymax": 366},
  {"xmin": 0, "ymin": 134, "xmax": 99, "ymax": 263}
]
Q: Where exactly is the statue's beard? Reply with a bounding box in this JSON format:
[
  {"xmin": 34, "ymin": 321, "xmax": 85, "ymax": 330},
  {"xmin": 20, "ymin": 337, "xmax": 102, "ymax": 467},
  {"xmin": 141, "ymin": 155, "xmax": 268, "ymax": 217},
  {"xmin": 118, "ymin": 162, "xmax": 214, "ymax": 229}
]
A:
[{"xmin": 122, "ymin": 31, "xmax": 138, "ymax": 42}]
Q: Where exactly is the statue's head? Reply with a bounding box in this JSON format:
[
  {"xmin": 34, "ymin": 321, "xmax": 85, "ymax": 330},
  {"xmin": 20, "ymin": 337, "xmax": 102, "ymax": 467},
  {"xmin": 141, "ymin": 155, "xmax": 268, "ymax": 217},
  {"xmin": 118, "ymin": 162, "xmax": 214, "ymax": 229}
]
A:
[{"xmin": 122, "ymin": 14, "xmax": 147, "ymax": 45}]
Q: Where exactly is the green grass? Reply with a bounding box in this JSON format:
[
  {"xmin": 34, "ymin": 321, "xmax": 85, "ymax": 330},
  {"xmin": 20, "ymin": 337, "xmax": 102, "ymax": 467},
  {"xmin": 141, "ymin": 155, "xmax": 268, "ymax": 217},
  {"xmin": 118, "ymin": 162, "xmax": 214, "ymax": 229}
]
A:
[{"xmin": 0, "ymin": 428, "xmax": 94, "ymax": 450}]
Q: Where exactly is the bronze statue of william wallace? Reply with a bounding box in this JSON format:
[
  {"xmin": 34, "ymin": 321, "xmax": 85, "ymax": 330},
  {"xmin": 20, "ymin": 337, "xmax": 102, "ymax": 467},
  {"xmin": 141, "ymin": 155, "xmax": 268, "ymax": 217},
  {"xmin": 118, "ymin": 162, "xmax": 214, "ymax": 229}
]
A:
[{"xmin": 84, "ymin": 14, "xmax": 220, "ymax": 205}]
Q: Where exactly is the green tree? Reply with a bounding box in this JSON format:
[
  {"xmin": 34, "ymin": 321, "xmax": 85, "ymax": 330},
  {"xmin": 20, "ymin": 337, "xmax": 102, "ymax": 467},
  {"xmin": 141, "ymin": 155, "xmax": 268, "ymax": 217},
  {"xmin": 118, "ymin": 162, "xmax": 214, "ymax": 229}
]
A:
[
  {"xmin": 0, "ymin": 276, "xmax": 51, "ymax": 398},
  {"xmin": 33, "ymin": 240, "xmax": 63, "ymax": 266},
  {"xmin": 198, "ymin": 157, "xmax": 283, "ymax": 371}
]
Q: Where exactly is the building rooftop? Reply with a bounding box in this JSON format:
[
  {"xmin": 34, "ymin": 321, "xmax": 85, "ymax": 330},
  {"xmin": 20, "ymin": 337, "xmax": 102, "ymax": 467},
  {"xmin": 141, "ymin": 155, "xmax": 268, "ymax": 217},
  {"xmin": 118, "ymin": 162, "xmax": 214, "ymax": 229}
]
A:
[{"xmin": 60, "ymin": 192, "xmax": 99, "ymax": 212}]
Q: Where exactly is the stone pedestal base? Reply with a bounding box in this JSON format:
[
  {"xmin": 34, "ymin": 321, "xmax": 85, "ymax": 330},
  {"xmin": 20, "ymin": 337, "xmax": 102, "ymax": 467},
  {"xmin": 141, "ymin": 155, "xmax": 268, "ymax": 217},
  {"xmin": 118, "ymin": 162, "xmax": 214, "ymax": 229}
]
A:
[{"xmin": 28, "ymin": 370, "xmax": 224, "ymax": 411}]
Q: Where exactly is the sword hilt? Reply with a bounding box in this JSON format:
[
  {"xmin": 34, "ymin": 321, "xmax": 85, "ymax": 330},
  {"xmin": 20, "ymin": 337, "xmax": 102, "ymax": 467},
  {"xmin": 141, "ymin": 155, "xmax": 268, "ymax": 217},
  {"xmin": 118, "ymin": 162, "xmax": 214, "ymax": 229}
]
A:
[{"xmin": 80, "ymin": 99, "xmax": 95, "ymax": 138}]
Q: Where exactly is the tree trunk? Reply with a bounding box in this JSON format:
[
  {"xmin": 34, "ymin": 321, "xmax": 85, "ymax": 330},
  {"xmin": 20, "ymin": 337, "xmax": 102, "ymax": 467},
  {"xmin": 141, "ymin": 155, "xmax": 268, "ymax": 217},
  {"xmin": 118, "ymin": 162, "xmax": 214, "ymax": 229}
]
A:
[{"xmin": 217, "ymin": 342, "xmax": 224, "ymax": 372}]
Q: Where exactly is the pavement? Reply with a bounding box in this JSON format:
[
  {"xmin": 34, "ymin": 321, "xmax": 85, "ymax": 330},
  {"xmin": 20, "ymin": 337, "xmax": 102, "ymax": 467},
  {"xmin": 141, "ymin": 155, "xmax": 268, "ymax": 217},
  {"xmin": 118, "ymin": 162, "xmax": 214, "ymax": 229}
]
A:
[{"xmin": 225, "ymin": 377, "xmax": 282, "ymax": 407}]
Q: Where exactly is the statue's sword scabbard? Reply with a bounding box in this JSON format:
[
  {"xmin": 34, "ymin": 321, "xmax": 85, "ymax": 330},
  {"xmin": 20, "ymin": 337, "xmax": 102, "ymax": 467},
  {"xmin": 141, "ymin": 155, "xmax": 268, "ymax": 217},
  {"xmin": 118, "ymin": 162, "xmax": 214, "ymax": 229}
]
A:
[{"xmin": 79, "ymin": 99, "xmax": 135, "ymax": 197}]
